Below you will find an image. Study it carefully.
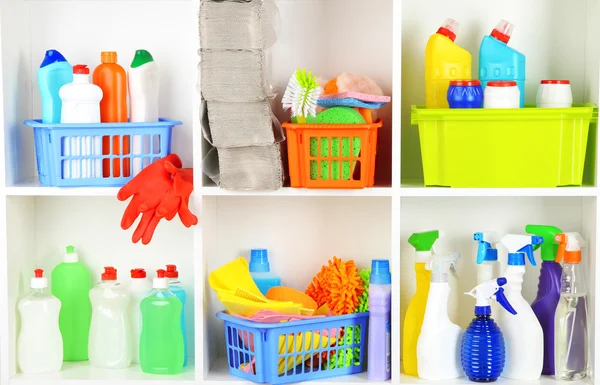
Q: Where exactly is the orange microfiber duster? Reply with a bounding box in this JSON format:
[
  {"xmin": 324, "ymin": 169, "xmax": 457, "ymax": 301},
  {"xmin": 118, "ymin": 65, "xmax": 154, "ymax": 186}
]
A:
[{"xmin": 305, "ymin": 257, "xmax": 365, "ymax": 316}]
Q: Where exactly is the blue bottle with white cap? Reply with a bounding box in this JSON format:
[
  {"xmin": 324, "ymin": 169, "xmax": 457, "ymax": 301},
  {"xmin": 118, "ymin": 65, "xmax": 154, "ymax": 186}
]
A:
[{"xmin": 249, "ymin": 249, "xmax": 281, "ymax": 296}]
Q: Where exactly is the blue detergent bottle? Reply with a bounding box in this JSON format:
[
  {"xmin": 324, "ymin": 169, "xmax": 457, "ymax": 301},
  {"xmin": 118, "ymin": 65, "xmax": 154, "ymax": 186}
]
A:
[
  {"xmin": 165, "ymin": 264, "xmax": 187, "ymax": 367},
  {"xmin": 479, "ymin": 20, "xmax": 526, "ymax": 107},
  {"xmin": 461, "ymin": 277, "xmax": 517, "ymax": 382},
  {"xmin": 38, "ymin": 49, "xmax": 73, "ymax": 123},
  {"xmin": 249, "ymin": 249, "xmax": 281, "ymax": 296}
]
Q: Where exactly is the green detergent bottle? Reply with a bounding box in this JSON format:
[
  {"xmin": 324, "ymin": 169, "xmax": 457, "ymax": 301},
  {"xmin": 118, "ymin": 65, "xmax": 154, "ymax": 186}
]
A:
[
  {"xmin": 51, "ymin": 245, "xmax": 92, "ymax": 361},
  {"xmin": 140, "ymin": 269, "xmax": 184, "ymax": 374}
]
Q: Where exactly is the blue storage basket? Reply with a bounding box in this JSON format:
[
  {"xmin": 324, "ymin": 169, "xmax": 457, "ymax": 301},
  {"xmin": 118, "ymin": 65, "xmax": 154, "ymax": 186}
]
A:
[
  {"xmin": 216, "ymin": 311, "xmax": 369, "ymax": 384},
  {"xmin": 24, "ymin": 119, "xmax": 180, "ymax": 187}
]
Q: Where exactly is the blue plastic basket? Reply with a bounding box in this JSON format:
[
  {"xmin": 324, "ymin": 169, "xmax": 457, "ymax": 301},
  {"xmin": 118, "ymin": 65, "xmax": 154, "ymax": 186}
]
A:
[
  {"xmin": 24, "ymin": 119, "xmax": 181, "ymax": 187},
  {"xmin": 216, "ymin": 311, "xmax": 369, "ymax": 384}
]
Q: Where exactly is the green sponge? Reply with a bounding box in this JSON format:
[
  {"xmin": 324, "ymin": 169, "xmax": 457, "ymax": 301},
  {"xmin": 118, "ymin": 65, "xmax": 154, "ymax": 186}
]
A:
[
  {"xmin": 328, "ymin": 325, "xmax": 362, "ymax": 370},
  {"xmin": 315, "ymin": 107, "xmax": 366, "ymax": 124},
  {"xmin": 355, "ymin": 269, "xmax": 371, "ymax": 313}
]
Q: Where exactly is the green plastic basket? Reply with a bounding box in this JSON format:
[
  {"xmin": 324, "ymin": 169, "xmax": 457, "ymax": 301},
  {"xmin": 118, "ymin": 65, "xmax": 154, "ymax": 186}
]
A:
[{"xmin": 411, "ymin": 104, "xmax": 598, "ymax": 187}]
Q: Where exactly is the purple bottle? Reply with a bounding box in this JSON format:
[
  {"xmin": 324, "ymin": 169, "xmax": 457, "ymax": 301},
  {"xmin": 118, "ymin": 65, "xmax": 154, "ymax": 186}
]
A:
[
  {"xmin": 368, "ymin": 259, "xmax": 391, "ymax": 381},
  {"xmin": 526, "ymin": 224, "xmax": 563, "ymax": 375}
]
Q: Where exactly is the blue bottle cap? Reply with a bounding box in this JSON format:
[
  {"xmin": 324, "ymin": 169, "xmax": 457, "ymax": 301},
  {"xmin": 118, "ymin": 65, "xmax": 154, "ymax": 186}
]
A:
[
  {"xmin": 40, "ymin": 49, "xmax": 68, "ymax": 68},
  {"xmin": 249, "ymin": 249, "xmax": 270, "ymax": 273},
  {"xmin": 370, "ymin": 259, "xmax": 391, "ymax": 285}
]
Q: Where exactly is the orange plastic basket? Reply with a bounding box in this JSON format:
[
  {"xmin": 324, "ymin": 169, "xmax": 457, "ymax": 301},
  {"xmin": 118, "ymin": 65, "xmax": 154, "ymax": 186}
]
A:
[{"xmin": 283, "ymin": 120, "xmax": 382, "ymax": 189}]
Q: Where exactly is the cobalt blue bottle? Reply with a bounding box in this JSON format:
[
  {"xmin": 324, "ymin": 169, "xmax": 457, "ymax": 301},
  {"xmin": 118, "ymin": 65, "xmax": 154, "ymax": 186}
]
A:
[{"xmin": 447, "ymin": 80, "xmax": 483, "ymax": 108}]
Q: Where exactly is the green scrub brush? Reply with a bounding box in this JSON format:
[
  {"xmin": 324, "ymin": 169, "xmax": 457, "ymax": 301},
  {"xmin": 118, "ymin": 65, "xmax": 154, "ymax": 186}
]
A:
[
  {"xmin": 328, "ymin": 325, "xmax": 362, "ymax": 369},
  {"xmin": 282, "ymin": 68, "xmax": 323, "ymax": 124},
  {"xmin": 355, "ymin": 269, "xmax": 371, "ymax": 313}
]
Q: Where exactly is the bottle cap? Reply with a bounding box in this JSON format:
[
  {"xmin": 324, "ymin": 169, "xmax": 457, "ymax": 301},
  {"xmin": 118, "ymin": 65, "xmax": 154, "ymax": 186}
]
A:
[
  {"xmin": 525, "ymin": 225, "xmax": 563, "ymax": 261},
  {"xmin": 437, "ymin": 18, "xmax": 459, "ymax": 42},
  {"xmin": 555, "ymin": 233, "xmax": 586, "ymax": 264},
  {"xmin": 408, "ymin": 230, "xmax": 441, "ymax": 262},
  {"xmin": 101, "ymin": 266, "xmax": 117, "ymax": 281},
  {"xmin": 154, "ymin": 269, "xmax": 169, "ymax": 289},
  {"xmin": 488, "ymin": 81, "xmax": 517, "ymax": 87},
  {"xmin": 40, "ymin": 49, "xmax": 68, "ymax": 68},
  {"xmin": 541, "ymin": 80, "xmax": 571, "ymax": 85},
  {"xmin": 466, "ymin": 277, "xmax": 517, "ymax": 316},
  {"xmin": 249, "ymin": 249, "xmax": 270, "ymax": 273},
  {"xmin": 165, "ymin": 264, "xmax": 179, "ymax": 278},
  {"xmin": 474, "ymin": 232, "xmax": 499, "ymax": 263},
  {"xmin": 131, "ymin": 268, "xmax": 146, "ymax": 279},
  {"xmin": 31, "ymin": 269, "xmax": 48, "ymax": 289},
  {"xmin": 131, "ymin": 49, "xmax": 155, "ymax": 68},
  {"xmin": 73, "ymin": 64, "xmax": 89, "ymax": 75},
  {"xmin": 101, "ymin": 51, "xmax": 117, "ymax": 64},
  {"xmin": 450, "ymin": 80, "xmax": 480, "ymax": 86},
  {"xmin": 370, "ymin": 259, "xmax": 391, "ymax": 285},
  {"xmin": 491, "ymin": 19, "xmax": 514, "ymax": 44},
  {"xmin": 64, "ymin": 245, "xmax": 79, "ymax": 263},
  {"xmin": 500, "ymin": 234, "xmax": 542, "ymax": 266}
]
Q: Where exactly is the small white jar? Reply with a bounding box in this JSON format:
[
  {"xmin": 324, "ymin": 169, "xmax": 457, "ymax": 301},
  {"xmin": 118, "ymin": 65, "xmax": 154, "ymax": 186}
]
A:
[
  {"xmin": 483, "ymin": 81, "xmax": 520, "ymax": 108},
  {"xmin": 536, "ymin": 80, "xmax": 573, "ymax": 108}
]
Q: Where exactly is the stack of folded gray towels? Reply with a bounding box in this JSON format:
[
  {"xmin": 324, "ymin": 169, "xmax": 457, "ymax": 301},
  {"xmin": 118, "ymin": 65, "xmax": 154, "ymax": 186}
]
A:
[{"xmin": 199, "ymin": 0, "xmax": 283, "ymax": 190}]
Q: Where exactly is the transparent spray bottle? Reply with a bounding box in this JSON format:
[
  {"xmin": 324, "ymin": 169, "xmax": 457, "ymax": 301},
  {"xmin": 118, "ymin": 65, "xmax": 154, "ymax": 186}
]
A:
[{"xmin": 554, "ymin": 232, "xmax": 589, "ymax": 381}]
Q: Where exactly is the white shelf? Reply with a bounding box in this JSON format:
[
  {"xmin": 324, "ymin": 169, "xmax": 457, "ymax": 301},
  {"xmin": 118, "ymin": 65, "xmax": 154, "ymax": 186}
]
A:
[
  {"xmin": 201, "ymin": 186, "xmax": 394, "ymax": 197},
  {"xmin": 400, "ymin": 374, "xmax": 592, "ymax": 385},
  {"xmin": 400, "ymin": 186, "xmax": 600, "ymax": 197},
  {"xmin": 10, "ymin": 361, "xmax": 195, "ymax": 385},
  {"xmin": 5, "ymin": 179, "xmax": 121, "ymax": 197}
]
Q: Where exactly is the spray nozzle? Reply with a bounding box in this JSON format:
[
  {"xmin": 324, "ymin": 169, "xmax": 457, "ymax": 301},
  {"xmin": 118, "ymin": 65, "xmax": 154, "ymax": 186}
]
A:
[
  {"xmin": 465, "ymin": 277, "xmax": 517, "ymax": 316},
  {"xmin": 555, "ymin": 232, "xmax": 586, "ymax": 264},
  {"xmin": 408, "ymin": 230, "xmax": 442, "ymax": 262},
  {"xmin": 499, "ymin": 234, "xmax": 542, "ymax": 267},
  {"xmin": 525, "ymin": 224, "xmax": 563, "ymax": 262},
  {"xmin": 474, "ymin": 232, "xmax": 500, "ymax": 264},
  {"xmin": 425, "ymin": 244, "xmax": 461, "ymax": 283}
]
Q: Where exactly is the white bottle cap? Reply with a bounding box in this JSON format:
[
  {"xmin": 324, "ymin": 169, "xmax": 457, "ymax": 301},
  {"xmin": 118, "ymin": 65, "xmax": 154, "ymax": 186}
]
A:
[
  {"xmin": 153, "ymin": 269, "xmax": 168, "ymax": 289},
  {"xmin": 64, "ymin": 245, "xmax": 79, "ymax": 263},
  {"xmin": 31, "ymin": 269, "xmax": 48, "ymax": 289}
]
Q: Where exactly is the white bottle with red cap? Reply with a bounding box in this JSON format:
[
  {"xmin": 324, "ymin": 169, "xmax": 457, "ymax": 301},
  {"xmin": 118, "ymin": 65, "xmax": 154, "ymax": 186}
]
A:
[
  {"xmin": 17, "ymin": 269, "xmax": 63, "ymax": 375},
  {"xmin": 129, "ymin": 268, "xmax": 152, "ymax": 364},
  {"xmin": 537, "ymin": 80, "xmax": 573, "ymax": 108},
  {"xmin": 88, "ymin": 267, "xmax": 132, "ymax": 369},
  {"xmin": 483, "ymin": 81, "xmax": 520, "ymax": 108}
]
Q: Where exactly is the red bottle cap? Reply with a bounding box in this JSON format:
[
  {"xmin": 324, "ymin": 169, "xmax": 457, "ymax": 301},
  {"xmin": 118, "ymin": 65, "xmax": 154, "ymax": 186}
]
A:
[
  {"xmin": 130, "ymin": 268, "xmax": 146, "ymax": 279},
  {"xmin": 488, "ymin": 81, "xmax": 517, "ymax": 87},
  {"xmin": 436, "ymin": 18, "xmax": 459, "ymax": 43},
  {"xmin": 541, "ymin": 80, "xmax": 570, "ymax": 85},
  {"xmin": 156, "ymin": 269, "xmax": 166, "ymax": 279},
  {"xmin": 73, "ymin": 64, "xmax": 89, "ymax": 75},
  {"xmin": 165, "ymin": 264, "xmax": 179, "ymax": 278},
  {"xmin": 102, "ymin": 266, "xmax": 117, "ymax": 281},
  {"xmin": 491, "ymin": 20, "xmax": 514, "ymax": 44},
  {"xmin": 450, "ymin": 80, "xmax": 481, "ymax": 86},
  {"xmin": 437, "ymin": 27, "xmax": 456, "ymax": 42},
  {"xmin": 34, "ymin": 269, "xmax": 44, "ymax": 278}
]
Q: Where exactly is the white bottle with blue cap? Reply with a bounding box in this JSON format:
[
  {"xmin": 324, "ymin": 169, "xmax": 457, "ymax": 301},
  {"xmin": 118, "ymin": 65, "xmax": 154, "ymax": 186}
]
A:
[
  {"xmin": 497, "ymin": 234, "xmax": 544, "ymax": 381},
  {"xmin": 249, "ymin": 249, "xmax": 281, "ymax": 296},
  {"xmin": 368, "ymin": 259, "xmax": 391, "ymax": 381}
]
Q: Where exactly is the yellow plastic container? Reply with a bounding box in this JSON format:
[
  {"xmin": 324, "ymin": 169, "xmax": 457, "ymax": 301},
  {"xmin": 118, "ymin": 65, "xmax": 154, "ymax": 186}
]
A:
[
  {"xmin": 411, "ymin": 104, "xmax": 598, "ymax": 187},
  {"xmin": 402, "ymin": 262, "xmax": 431, "ymax": 376},
  {"xmin": 425, "ymin": 18, "xmax": 472, "ymax": 108}
]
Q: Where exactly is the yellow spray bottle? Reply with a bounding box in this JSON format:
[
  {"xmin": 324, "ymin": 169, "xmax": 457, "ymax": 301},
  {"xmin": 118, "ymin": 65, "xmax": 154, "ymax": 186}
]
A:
[
  {"xmin": 425, "ymin": 18, "xmax": 472, "ymax": 108},
  {"xmin": 403, "ymin": 230, "xmax": 440, "ymax": 376}
]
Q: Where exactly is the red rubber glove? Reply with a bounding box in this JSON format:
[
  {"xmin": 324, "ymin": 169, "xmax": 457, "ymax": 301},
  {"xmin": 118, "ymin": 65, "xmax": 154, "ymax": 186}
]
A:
[{"xmin": 117, "ymin": 154, "xmax": 182, "ymax": 244}]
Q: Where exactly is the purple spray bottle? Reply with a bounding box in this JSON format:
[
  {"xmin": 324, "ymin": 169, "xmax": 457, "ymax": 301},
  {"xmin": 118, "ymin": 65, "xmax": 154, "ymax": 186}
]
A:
[
  {"xmin": 526, "ymin": 224, "xmax": 563, "ymax": 375},
  {"xmin": 368, "ymin": 259, "xmax": 391, "ymax": 381}
]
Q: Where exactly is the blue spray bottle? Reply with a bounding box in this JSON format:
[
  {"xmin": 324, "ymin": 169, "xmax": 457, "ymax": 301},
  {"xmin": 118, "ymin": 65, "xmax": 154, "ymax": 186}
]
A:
[
  {"xmin": 479, "ymin": 20, "xmax": 526, "ymax": 107},
  {"xmin": 38, "ymin": 50, "xmax": 73, "ymax": 123},
  {"xmin": 461, "ymin": 277, "xmax": 517, "ymax": 382}
]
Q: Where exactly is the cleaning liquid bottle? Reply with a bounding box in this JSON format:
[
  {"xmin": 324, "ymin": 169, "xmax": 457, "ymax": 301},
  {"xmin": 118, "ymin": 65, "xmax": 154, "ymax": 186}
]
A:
[
  {"xmin": 368, "ymin": 259, "xmax": 391, "ymax": 381},
  {"xmin": 249, "ymin": 249, "xmax": 281, "ymax": 296},
  {"xmin": 526, "ymin": 224, "xmax": 563, "ymax": 375},
  {"xmin": 59, "ymin": 64, "xmax": 103, "ymax": 123},
  {"xmin": 88, "ymin": 267, "xmax": 132, "ymax": 369},
  {"xmin": 140, "ymin": 269, "xmax": 185, "ymax": 374},
  {"xmin": 403, "ymin": 230, "xmax": 440, "ymax": 376},
  {"xmin": 51, "ymin": 245, "xmax": 91, "ymax": 361},
  {"xmin": 165, "ymin": 265, "xmax": 187, "ymax": 366},
  {"xmin": 474, "ymin": 232, "xmax": 501, "ymax": 316},
  {"xmin": 38, "ymin": 49, "xmax": 73, "ymax": 124},
  {"xmin": 462, "ymin": 277, "xmax": 517, "ymax": 382},
  {"xmin": 129, "ymin": 49, "xmax": 160, "ymax": 176},
  {"xmin": 17, "ymin": 269, "xmax": 63, "ymax": 375},
  {"xmin": 417, "ymin": 247, "xmax": 462, "ymax": 380},
  {"xmin": 554, "ymin": 232, "xmax": 589, "ymax": 381},
  {"xmin": 93, "ymin": 51, "xmax": 129, "ymax": 178},
  {"xmin": 479, "ymin": 20, "xmax": 526, "ymax": 107},
  {"xmin": 497, "ymin": 234, "xmax": 544, "ymax": 380},
  {"xmin": 129, "ymin": 268, "xmax": 152, "ymax": 364},
  {"xmin": 425, "ymin": 18, "xmax": 472, "ymax": 108}
]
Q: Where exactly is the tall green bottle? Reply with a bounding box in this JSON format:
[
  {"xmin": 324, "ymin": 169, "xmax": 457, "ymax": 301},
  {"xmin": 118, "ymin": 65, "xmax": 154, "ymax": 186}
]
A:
[
  {"xmin": 140, "ymin": 269, "xmax": 184, "ymax": 374},
  {"xmin": 51, "ymin": 245, "xmax": 92, "ymax": 361}
]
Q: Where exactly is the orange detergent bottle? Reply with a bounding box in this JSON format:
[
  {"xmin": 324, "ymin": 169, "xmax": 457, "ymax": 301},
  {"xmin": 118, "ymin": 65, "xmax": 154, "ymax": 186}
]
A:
[
  {"xmin": 93, "ymin": 51, "xmax": 129, "ymax": 177},
  {"xmin": 425, "ymin": 18, "xmax": 472, "ymax": 108}
]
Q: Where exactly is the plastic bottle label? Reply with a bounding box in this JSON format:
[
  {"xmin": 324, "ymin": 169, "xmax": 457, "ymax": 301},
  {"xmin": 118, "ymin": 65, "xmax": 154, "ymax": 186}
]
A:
[{"xmin": 386, "ymin": 320, "xmax": 391, "ymax": 373}]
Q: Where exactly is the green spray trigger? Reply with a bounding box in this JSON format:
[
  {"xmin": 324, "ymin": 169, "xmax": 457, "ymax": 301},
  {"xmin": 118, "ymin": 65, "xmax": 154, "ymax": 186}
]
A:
[
  {"xmin": 525, "ymin": 224, "xmax": 562, "ymax": 262},
  {"xmin": 408, "ymin": 230, "xmax": 440, "ymax": 252}
]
